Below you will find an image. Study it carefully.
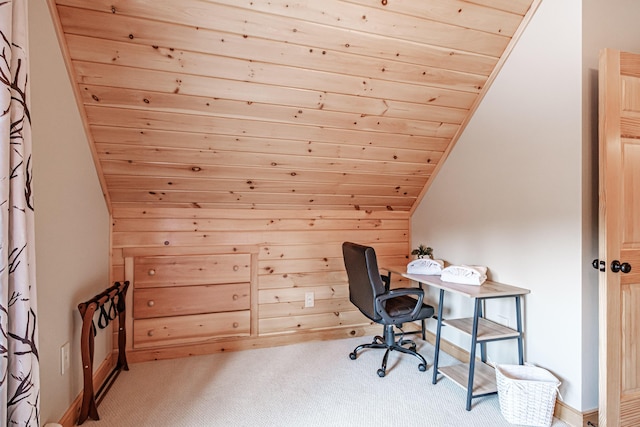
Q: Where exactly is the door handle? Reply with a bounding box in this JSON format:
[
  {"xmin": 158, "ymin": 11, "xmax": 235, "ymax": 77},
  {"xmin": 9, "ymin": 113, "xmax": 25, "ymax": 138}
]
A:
[
  {"xmin": 592, "ymin": 259, "xmax": 606, "ymax": 272},
  {"xmin": 611, "ymin": 260, "xmax": 632, "ymax": 274}
]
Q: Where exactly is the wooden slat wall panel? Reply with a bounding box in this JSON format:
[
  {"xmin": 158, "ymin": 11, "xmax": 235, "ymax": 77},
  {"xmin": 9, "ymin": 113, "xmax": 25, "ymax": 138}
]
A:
[
  {"xmin": 92, "ymin": 106, "xmax": 438, "ymax": 208},
  {"xmin": 65, "ymin": 29, "xmax": 494, "ymax": 89},
  {"xmin": 107, "ymin": 190, "xmax": 415, "ymax": 207},
  {"xmin": 54, "ymin": 2, "xmax": 498, "ymax": 76},
  {"xmin": 85, "ymin": 106, "xmax": 459, "ymax": 141},
  {"xmin": 91, "ymin": 127, "xmax": 450, "ymax": 155},
  {"xmin": 258, "ymin": 255, "xmax": 408, "ymax": 275},
  {"xmin": 100, "ymin": 161, "xmax": 430, "ymax": 187},
  {"xmin": 80, "ymin": 85, "xmax": 468, "ymax": 128},
  {"xmin": 111, "ymin": 208, "xmax": 410, "ymax": 338},
  {"xmin": 69, "ymin": 36, "xmax": 485, "ymax": 97},
  {"xmin": 105, "ymin": 177, "xmax": 423, "ymax": 199},
  {"xmin": 260, "ymin": 242, "xmax": 408, "ymax": 259},
  {"xmin": 94, "ymin": 139, "xmax": 442, "ymax": 169},
  {"xmin": 113, "ymin": 229, "xmax": 408, "ymax": 248},
  {"xmin": 113, "ymin": 218, "xmax": 409, "ymax": 233},
  {"xmin": 259, "ymin": 299, "xmax": 353, "ymax": 319},
  {"xmin": 75, "ymin": 61, "xmax": 479, "ymax": 122},
  {"xmin": 259, "ymin": 271, "xmax": 347, "ymax": 290},
  {"xmin": 86, "ymin": 105, "xmax": 457, "ymax": 149},
  {"xmin": 464, "ymin": 0, "xmax": 534, "ymax": 15},
  {"xmin": 50, "ymin": 0, "xmax": 539, "ymax": 213},
  {"xmin": 81, "ymin": 85, "xmax": 467, "ymax": 130},
  {"xmin": 56, "ymin": 0, "xmax": 508, "ymax": 57},
  {"xmin": 259, "ymin": 311, "xmax": 370, "ymax": 336},
  {"xmin": 210, "ymin": 0, "xmax": 510, "ymax": 55},
  {"xmin": 111, "ymin": 247, "xmax": 125, "ymax": 283},
  {"xmin": 113, "ymin": 201, "xmax": 401, "ymax": 211},
  {"xmin": 108, "ymin": 191, "xmax": 414, "ymax": 211},
  {"xmin": 341, "ymin": 0, "xmax": 523, "ymax": 35},
  {"xmin": 112, "ymin": 207, "xmax": 411, "ymax": 220},
  {"xmin": 259, "ymin": 284, "xmax": 349, "ymax": 305},
  {"xmin": 94, "ymin": 143, "xmax": 436, "ymax": 175}
]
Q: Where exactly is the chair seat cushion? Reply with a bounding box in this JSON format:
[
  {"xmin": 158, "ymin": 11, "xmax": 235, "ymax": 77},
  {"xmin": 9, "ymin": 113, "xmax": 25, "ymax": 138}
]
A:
[{"xmin": 384, "ymin": 295, "xmax": 434, "ymax": 320}]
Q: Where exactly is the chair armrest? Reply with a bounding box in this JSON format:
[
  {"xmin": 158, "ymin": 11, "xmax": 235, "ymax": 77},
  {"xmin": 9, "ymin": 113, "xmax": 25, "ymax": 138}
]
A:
[
  {"xmin": 380, "ymin": 272, "xmax": 391, "ymax": 291},
  {"xmin": 375, "ymin": 288, "xmax": 425, "ymax": 324}
]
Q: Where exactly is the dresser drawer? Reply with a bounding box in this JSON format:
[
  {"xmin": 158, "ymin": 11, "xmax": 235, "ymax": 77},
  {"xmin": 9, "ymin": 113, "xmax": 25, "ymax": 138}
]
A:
[
  {"xmin": 133, "ymin": 310, "xmax": 250, "ymax": 349},
  {"xmin": 133, "ymin": 283, "xmax": 250, "ymax": 319},
  {"xmin": 134, "ymin": 253, "xmax": 251, "ymax": 288}
]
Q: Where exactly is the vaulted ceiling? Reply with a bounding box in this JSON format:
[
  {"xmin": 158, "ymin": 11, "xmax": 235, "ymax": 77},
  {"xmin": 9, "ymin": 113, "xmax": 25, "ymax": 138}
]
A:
[{"xmin": 48, "ymin": 0, "xmax": 539, "ymax": 212}]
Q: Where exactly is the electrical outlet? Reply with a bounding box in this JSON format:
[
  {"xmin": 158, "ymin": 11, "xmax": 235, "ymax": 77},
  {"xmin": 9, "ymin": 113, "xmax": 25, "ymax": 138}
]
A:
[
  {"xmin": 60, "ymin": 342, "xmax": 70, "ymax": 375},
  {"xmin": 304, "ymin": 292, "xmax": 314, "ymax": 308}
]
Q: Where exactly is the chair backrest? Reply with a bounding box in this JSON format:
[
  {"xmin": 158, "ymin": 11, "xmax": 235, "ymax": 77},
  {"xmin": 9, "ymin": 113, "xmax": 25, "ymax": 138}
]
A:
[{"xmin": 342, "ymin": 242, "xmax": 387, "ymax": 321}]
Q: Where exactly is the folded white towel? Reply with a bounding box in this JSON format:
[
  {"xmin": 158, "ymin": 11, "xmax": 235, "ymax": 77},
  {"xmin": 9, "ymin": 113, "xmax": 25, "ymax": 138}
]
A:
[
  {"xmin": 440, "ymin": 265, "xmax": 487, "ymax": 286},
  {"xmin": 407, "ymin": 258, "xmax": 444, "ymax": 275}
]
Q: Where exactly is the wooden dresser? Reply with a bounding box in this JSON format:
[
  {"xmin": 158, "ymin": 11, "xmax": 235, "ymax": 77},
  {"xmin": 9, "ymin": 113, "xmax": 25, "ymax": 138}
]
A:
[{"xmin": 130, "ymin": 253, "xmax": 252, "ymax": 349}]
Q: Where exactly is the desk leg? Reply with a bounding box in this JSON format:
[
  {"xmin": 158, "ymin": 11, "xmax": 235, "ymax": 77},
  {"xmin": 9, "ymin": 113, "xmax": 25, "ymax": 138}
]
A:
[
  {"xmin": 466, "ymin": 298, "xmax": 481, "ymax": 411},
  {"xmin": 432, "ymin": 289, "xmax": 445, "ymax": 385},
  {"xmin": 515, "ymin": 295, "xmax": 524, "ymax": 365},
  {"xmin": 418, "ymin": 282, "xmax": 426, "ymax": 340},
  {"xmin": 478, "ymin": 302, "xmax": 487, "ymax": 363}
]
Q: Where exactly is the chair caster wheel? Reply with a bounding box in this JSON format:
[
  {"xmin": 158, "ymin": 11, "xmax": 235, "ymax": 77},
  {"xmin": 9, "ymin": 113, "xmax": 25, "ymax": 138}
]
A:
[
  {"xmin": 349, "ymin": 352, "xmax": 357, "ymax": 360},
  {"xmin": 418, "ymin": 363, "xmax": 427, "ymax": 372},
  {"xmin": 377, "ymin": 369, "xmax": 386, "ymax": 377}
]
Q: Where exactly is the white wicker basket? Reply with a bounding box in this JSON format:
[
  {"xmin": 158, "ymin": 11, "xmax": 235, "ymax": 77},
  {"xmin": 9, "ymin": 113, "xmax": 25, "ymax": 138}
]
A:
[{"xmin": 495, "ymin": 364, "xmax": 561, "ymax": 427}]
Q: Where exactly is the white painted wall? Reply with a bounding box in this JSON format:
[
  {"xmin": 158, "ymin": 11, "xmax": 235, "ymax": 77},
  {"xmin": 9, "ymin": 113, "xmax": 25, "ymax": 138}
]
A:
[
  {"xmin": 29, "ymin": 0, "xmax": 111, "ymax": 423},
  {"xmin": 412, "ymin": 0, "xmax": 587, "ymax": 410}
]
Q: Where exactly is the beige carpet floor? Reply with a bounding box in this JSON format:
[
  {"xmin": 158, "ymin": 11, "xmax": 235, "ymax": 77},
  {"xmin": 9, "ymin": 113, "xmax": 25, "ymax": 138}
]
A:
[{"xmin": 86, "ymin": 336, "xmax": 570, "ymax": 426}]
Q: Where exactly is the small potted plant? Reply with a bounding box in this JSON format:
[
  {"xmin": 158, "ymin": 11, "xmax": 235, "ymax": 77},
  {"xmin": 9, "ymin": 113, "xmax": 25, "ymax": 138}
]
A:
[{"xmin": 411, "ymin": 244, "xmax": 433, "ymax": 259}]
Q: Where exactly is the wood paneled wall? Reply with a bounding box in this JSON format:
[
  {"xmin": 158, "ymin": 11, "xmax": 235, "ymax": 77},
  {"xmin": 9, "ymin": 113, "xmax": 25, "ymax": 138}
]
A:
[
  {"xmin": 111, "ymin": 207, "xmax": 410, "ymax": 360},
  {"xmin": 49, "ymin": 0, "xmax": 541, "ymax": 213}
]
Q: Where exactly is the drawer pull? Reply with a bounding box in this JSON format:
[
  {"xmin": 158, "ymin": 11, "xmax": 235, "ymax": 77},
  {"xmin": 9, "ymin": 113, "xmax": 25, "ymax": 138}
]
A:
[
  {"xmin": 233, "ymin": 265, "xmax": 239, "ymax": 272},
  {"xmin": 233, "ymin": 322, "xmax": 239, "ymax": 328},
  {"xmin": 147, "ymin": 330, "xmax": 154, "ymax": 337},
  {"xmin": 232, "ymin": 294, "xmax": 239, "ymax": 301},
  {"xmin": 147, "ymin": 300, "xmax": 155, "ymax": 307},
  {"xmin": 148, "ymin": 269, "xmax": 156, "ymax": 276}
]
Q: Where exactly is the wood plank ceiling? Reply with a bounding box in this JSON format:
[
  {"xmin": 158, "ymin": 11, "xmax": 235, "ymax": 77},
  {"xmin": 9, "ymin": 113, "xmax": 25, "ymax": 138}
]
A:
[{"xmin": 48, "ymin": 0, "xmax": 539, "ymax": 212}]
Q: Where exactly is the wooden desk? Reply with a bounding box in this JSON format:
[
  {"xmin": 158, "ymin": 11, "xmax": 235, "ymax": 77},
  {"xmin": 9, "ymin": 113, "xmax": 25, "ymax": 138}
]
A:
[{"xmin": 393, "ymin": 270, "xmax": 530, "ymax": 410}]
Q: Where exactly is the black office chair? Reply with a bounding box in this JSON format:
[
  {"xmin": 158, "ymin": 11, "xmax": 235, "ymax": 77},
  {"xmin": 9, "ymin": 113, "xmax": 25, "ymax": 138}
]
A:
[{"xmin": 342, "ymin": 242, "xmax": 435, "ymax": 377}]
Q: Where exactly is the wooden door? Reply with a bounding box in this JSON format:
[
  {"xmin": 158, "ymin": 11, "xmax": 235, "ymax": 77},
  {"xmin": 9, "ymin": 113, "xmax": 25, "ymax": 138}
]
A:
[{"xmin": 599, "ymin": 48, "xmax": 640, "ymax": 427}]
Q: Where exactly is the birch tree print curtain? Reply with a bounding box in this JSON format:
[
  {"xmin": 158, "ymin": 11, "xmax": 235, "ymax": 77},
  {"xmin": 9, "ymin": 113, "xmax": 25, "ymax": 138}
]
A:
[{"xmin": 0, "ymin": 0, "xmax": 40, "ymax": 425}]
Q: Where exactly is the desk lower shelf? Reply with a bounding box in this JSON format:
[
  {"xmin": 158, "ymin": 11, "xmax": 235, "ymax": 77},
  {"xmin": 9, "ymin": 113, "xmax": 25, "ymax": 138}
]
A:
[
  {"xmin": 438, "ymin": 362, "xmax": 497, "ymax": 396},
  {"xmin": 442, "ymin": 317, "xmax": 520, "ymax": 342}
]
